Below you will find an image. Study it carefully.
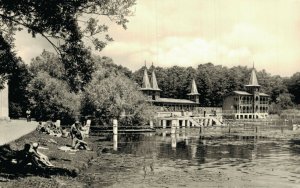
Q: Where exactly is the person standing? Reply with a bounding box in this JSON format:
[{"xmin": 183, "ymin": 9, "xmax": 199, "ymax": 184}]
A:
[{"xmin": 26, "ymin": 109, "xmax": 31, "ymax": 122}]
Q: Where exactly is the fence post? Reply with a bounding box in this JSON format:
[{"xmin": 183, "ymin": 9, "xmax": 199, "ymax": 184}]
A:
[
  {"xmin": 171, "ymin": 120, "xmax": 176, "ymax": 134},
  {"xmin": 113, "ymin": 119, "xmax": 118, "ymax": 135},
  {"xmin": 163, "ymin": 120, "xmax": 167, "ymax": 129},
  {"xmin": 150, "ymin": 120, "xmax": 154, "ymax": 129}
]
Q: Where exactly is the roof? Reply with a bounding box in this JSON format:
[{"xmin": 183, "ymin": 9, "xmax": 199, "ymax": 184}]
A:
[
  {"xmin": 247, "ymin": 68, "xmax": 260, "ymax": 87},
  {"xmin": 141, "ymin": 68, "xmax": 151, "ymax": 89},
  {"xmin": 232, "ymin": 91, "xmax": 252, "ymax": 95},
  {"xmin": 227, "ymin": 91, "xmax": 269, "ymax": 97},
  {"xmin": 187, "ymin": 79, "xmax": 200, "ymax": 95},
  {"xmin": 259, "ymin": 93, "xmax": 269, "ymax": 96},
  {"xmin": 151, "ymin": 70, "xmax": 161, "ymax": 91},
  {"xmin": 139, "ymin": 88, "xmax": 160, "ymax": 91},
  {"xmin": 149, "ymin": 98, "xmax": 198, "ymax": 104}
]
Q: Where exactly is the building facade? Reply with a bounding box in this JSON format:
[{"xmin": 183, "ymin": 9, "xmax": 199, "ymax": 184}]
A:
[
  {"xmin": 139, "ymin": 67, "xmax": 200, "ymax": 112},
  {"xmin": 222, "ymin": 67, "xmax": 269, "ymax": 119},
  {"xmin": 0, "ymin": 80, "xmax": 9, "ymax": 120}
]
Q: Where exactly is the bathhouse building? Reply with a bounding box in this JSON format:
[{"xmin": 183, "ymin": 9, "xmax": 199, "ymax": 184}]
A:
[
  {"xmin": 222, "ymin": 67, "xmax": 269, "ymax": 119},
  {"xmin": 139, "ymin": 68, "xmax": 200, "ymax": 112}
]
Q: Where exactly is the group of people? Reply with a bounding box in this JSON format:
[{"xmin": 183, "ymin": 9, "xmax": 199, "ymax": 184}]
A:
[
  {"xmin": 36, "ymin": 120, "xmax": 89, "ymax": 150},
  {"xmin": 36, "ymin": 121, "xmax": 67, "ymax": 137}
]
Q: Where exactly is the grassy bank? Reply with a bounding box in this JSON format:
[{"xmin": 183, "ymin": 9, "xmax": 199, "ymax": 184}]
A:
[{"xmin": 0, "ymin": 131, "xmax": 100, "ymax": 187}]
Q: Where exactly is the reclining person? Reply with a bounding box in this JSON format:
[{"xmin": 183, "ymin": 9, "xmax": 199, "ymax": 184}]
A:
[
  {"xmin": 16, "ymin": 143, "xmax": 53, "ymax": 168},
  {"xmin": 31, "ymin": 143, "xmax": 53, "ymax": 167}
]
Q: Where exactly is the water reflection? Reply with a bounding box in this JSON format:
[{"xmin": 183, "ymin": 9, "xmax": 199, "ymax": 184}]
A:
[
  {"xmin": 94, "ymin": 130, "xmax": 300, "ymax": 186},
  {"xmin": 106, "ymin": 132, "xmax": 268, "ymax": 163},
  {"xmin": 103, "ymin": 131, "xmax": 300, "ymax": 168},
  {"xmin": 113, "ymin": 134, "xmax": 118, "ymax": 151}
]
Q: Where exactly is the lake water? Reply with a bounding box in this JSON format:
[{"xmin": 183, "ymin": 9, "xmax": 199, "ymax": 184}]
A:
[{"xmin": 93, "ymin": 128, "xmax": 300, "ymax": 188}]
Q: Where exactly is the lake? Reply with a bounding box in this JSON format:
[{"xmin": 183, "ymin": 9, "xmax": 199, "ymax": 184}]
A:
[{"xmin": 90, "ymin": 128, "xmax": 300, "ymax": 188}]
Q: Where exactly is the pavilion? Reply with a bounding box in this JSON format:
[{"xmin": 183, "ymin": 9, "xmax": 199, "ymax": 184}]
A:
[{"xmin": 139, "ymin": 67, "xmax": 200, "ymax": 112}]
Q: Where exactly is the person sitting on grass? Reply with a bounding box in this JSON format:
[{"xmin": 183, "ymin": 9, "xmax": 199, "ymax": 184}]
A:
[
  {"xmin": 16, "ymin": 143, "xmax": 53, "ymax": 168},
  {"xmin": 31, "ymin": 143, "xmax": 54, "ymax": 167},
  {"xmin": 70, "ymin": 121, "xmax": 90, "ymax": 150}
]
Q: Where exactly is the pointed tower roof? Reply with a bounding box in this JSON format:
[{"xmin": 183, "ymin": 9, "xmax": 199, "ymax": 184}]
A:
[
  {"xmin": 141, "ymin": 67, "xmax": 152, "ymax": 89},
  {"xmin": 151, "ymin": 70, "xmax": 161, "ymax": 91},
  {"xmin": 187, "ymin": 79, "xmax": 200, "ymax": 95},
  {"xmin": 245, "ymin": 67, "xmax": 260, "ymax": 87}
]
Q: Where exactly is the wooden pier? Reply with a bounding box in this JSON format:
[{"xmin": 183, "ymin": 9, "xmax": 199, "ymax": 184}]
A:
[{"xmin": 156, "ymin": 115, "xmax": 223, "ymax": 128}]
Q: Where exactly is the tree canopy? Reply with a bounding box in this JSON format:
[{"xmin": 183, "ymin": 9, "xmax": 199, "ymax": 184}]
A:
[{"xmin": 0, "ymin": 0, "xmax": 136, "ymax": 91}]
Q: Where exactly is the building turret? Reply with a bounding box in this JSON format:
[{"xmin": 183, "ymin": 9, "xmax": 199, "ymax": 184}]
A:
[
  {"xmin": 187, "ymin": 79, "xmax": 200, "ymax": 103},
  {"xmin": 142, "ymin": 68, "xmax": 151, "ymax": 89},
  {"xmin": 151, "ymin": 70, "xmax": 161, "ymax": 100},
  {"xmin": 139, "ymin": 67, "xmax": 153, "ymax": 100},
  {"xmin": 245, "ymin": 66, "xmax": 261, "ymax": 114}
]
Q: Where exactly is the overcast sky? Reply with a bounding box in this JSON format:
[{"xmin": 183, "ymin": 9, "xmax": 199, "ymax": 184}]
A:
[{"xmin": 15, "ymin": 0, "xmax": 300, "ymax": 77}]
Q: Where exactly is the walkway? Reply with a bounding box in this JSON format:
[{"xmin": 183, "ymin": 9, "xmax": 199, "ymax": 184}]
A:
[{"xmin": 0, "ymin": 120, "xmax": 37, "ymax": 146}]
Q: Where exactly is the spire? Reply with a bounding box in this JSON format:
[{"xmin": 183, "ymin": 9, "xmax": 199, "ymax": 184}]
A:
[
  {"xmin": 142, "ymin": 68, "xmax": 151, "ymax": 89},
  {"xmin": 151, "ymin": 70, "xmax": 160, "ymax": 90},
  {"xmin": 188, "ymin": 79, "xmax": 200, "ymax": 95},
  {"xmin": 248, "ymin": 67, "xmax": 260, "ymax": 86}
]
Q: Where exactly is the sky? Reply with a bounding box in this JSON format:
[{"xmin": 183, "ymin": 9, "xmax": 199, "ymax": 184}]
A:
[{"xmin": 14, "ymin": 0, "xmax": 300, "ymax": 77}]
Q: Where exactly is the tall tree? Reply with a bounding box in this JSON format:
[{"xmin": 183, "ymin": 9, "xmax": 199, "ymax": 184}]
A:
[{"xmin": 0, "ymin": 0, "xmax": 136, "ymax": 91}]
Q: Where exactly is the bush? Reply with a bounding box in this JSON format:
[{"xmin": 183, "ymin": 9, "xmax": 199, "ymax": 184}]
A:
[{"xmin": 9, "ymin": 102, "xmax": 23, "ymax": 119}]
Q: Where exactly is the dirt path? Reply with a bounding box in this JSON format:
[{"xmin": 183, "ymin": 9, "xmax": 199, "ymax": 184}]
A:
[{"xmin": 0, "ymin": 120, "xmax": 37, "ymax": 146}]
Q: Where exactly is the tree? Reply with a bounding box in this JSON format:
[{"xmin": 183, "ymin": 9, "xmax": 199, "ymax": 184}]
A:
[
  {"xmin": 92, "ymin": 56, "xmax": 133, "ymax": 80},
  {"xmin": 286, "ymin": 72, "xmax": 300, "ymax": 104},
  {"xmin": 27, "ymin": 71, "xmax": 81, "ymax": 124},
  {"xmin": 269, "ymin": 93, "xmax": 294, "ymax": 114},
  {"xmin": 82, "ymin": 74, "xmax": 154, "ymax": 126},
  {"xmin": 0, "ymin": 0, "xmax": 136, "ymax": 91},
  {"xmin": 30, "ymin": 50, "xmax": 65, "ymax": 79},
  {"xmin": 8, "ymin": 61, "xmax": 32, "ymax": 118}
]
